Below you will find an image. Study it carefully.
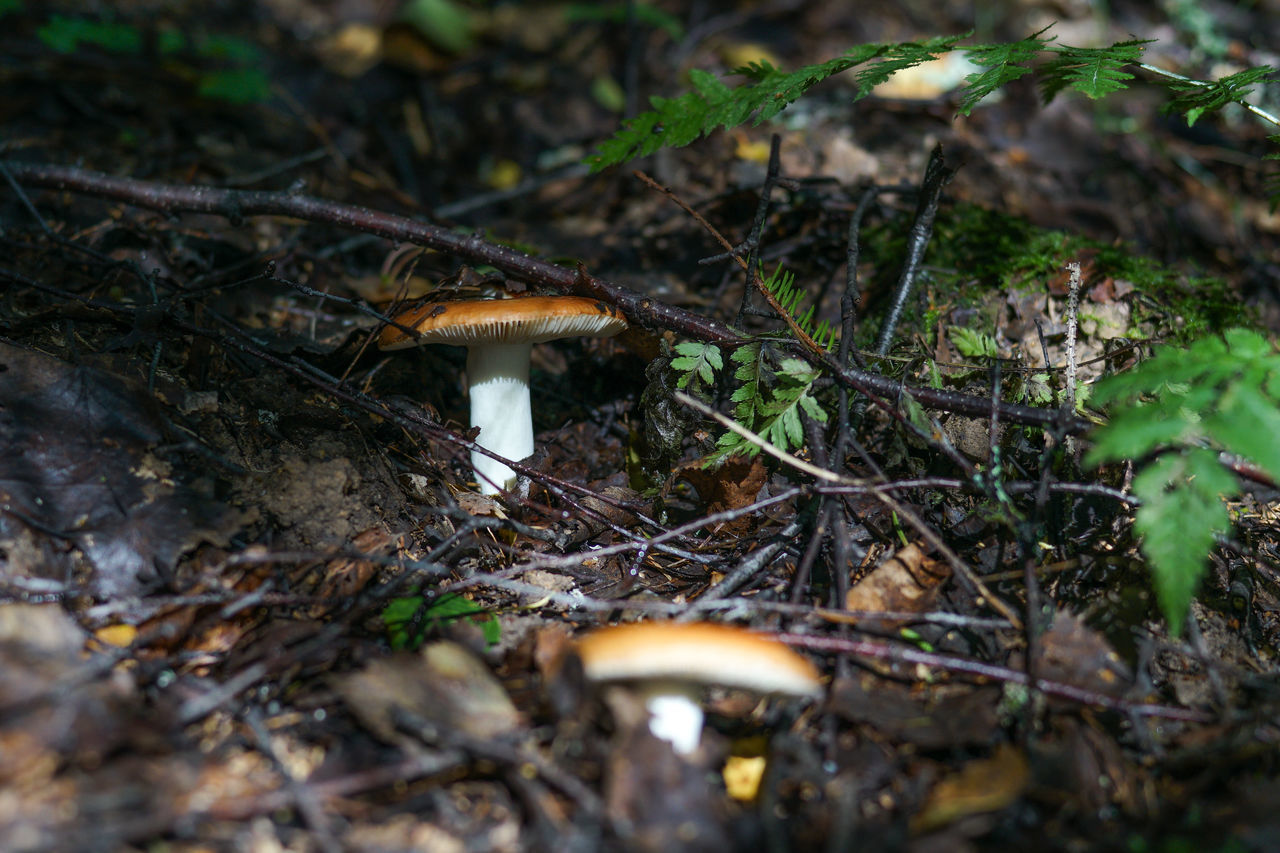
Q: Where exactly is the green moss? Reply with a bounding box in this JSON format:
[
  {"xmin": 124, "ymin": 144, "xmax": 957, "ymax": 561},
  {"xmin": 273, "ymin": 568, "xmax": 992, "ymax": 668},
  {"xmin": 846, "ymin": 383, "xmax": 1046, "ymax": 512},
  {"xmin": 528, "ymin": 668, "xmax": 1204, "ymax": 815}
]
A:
[{"xmin": 860, "ymin": 202, "xmax": 1246, "ymax": 347}]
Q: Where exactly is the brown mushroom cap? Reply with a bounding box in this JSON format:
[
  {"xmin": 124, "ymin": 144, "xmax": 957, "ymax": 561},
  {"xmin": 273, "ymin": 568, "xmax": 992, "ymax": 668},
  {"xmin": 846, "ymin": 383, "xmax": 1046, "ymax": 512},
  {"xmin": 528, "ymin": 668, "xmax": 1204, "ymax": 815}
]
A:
[
  {"xmin": 576, "ymin": 622, "xmax": 823, "ymax": 697},
  {"xmin": 379, "ymin": 295, "xmax": 627, "ymax": 350}
]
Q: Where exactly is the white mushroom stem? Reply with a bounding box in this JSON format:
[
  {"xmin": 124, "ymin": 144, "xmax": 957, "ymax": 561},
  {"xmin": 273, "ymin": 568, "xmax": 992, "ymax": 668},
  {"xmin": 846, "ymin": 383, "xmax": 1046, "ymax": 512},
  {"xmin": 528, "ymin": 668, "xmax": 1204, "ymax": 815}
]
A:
[
  {"xmin": 636, "ymin": 681, "xmax": 706, "ymax": 755},
  {"xmin": 467, "ymin": 342, "xmax": 534, "ymax": 495}
]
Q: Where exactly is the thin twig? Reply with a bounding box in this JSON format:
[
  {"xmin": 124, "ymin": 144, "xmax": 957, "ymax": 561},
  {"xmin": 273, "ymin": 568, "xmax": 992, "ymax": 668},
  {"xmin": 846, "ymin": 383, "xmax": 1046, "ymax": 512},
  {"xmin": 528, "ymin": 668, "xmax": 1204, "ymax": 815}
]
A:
[
  {"xmin": 778, "ymin": 632, "xmax": 1211, "ymax": 722},
  {"xmin": 874, "ymin": 145, "xmax": 955, "ymax": 356}
]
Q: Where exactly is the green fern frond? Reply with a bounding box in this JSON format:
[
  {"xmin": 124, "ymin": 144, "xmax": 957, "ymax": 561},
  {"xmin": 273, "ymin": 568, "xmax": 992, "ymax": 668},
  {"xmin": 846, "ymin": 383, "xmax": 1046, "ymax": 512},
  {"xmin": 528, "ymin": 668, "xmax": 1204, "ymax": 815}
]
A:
[
  {"xmin": 761, "ymin": 266, "xmax": 839, "ymax": 350},
  {"xmin": 955, "ymin": 29, "xmax": 1054, "ymax": 115},
  {"xmin": 728, "ymin": 342, "xmax": 767, "ymax": 429},
  {"xmin": 1038, "ymin": 39, "xmax": 1151, "ymax": 100},
  {"xmin": 588, "ymin": 36, "xmax": 963, "ymax": 171},
  {"xmin": 1131, "ymin": 450, "xmax": 1235, "ymax": 637},
  {"xmin": 1157, "ymin": 65, "xmax": 1275, "ymax": 126},
  {"xmin": 591, "ymin": 32, "xmax": 1275, "ymax": 173},
  {"xmin": 949, "ymin": 326, "xmax": 999, "ymax": 359},
  {"xmin": 708, "ymin": 355, "xmax": 825, "ymax": 465},
  {"xmin": 1087, "ymin": 328, "xmax": 1280, "ymax": 634}
]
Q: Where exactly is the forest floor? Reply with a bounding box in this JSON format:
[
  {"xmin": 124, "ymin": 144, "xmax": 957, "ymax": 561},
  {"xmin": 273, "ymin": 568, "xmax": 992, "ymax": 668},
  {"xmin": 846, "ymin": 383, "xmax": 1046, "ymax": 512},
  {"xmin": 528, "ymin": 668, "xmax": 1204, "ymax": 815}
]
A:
[{"xmin": 2, "ymin": 1, "xmax": 1280, "ymax": 851}]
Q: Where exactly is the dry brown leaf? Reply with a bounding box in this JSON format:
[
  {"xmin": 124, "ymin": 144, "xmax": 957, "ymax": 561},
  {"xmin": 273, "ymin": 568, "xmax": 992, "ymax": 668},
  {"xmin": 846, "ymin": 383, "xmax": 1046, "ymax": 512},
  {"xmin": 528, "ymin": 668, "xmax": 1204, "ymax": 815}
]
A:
[
  {"xmin": 846, "ymin": 543, "xmax": 951, "ymax": 623},
  {"xmin": 336, "ymin": 641, "xmax": 523, "ymax": 743},
  {"xmin": 911, "ymin": 744, "xmax": 1030, "ymax": 834},
  {"xmin": 1033, "ymin": 611, "xmax": 1132, "ymax": 697},
  {"xmin": 680, "ymin": 456, "xmax": 767, "ymax": 534}
]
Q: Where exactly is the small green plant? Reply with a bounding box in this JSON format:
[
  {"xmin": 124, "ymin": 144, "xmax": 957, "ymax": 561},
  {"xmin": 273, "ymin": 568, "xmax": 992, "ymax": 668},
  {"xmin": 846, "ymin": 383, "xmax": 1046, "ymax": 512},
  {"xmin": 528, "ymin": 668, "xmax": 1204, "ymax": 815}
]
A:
[
  {"xmin": 671, "ymin": 340, "xmax": 722, "ymax": 393},
  {"xmin": 383, "ymin": 592, "xmax": 501, "ymax": 650},
  {"xmin": 766, "ymin": 267, "xmax": 839, "ymax": 351},
  {"xmin": 708, "ymin": 346, "xmax": 826, "ymax": 465},
  {"xmin": 38, "ymin": 14, "xmax": 141, "ymax": 54},
  {"xmin": 35, "ymin": 12, "xmax": 272, "ymax": 105},
  {"xmin": 669, "ymin": 266, "xmax": 834, "ymax": 464},
  {"xmin": 1087, "ymin": 329, "xmax": 1280, "ymax": 634},
  {"xmin": 565, "ymin": 2, "xmax": 684, "ymax": 41},
  {"xmin": 949, "ymin": 326, "xmax": 998, "ymax": 359}
]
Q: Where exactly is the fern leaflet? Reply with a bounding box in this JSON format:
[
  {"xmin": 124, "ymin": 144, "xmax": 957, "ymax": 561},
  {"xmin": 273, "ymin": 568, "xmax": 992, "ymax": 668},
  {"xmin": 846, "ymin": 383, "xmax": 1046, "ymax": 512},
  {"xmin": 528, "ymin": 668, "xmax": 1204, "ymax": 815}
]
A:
[
  {"xmin": 1037, "ymin": 39, "xmax": 1151, "ymax": 100},
  {"xmin": 955, "ymin": 30, "xmax": 1053, "ymax": 115},
  {"xmin": 1157, "ymin": 65, "xmax": 1274, "ymax": 126},
  {"xmin": 762, "ymin": 266, "xmax": 839, "ymax": 351},
  {"xmin": 589, "ymin": 36, "xmax": 962, "ymax": 171},
  {"xmin": 709, "ymin": 354, "xmax": 826, "ymax": 465},
  {"xmin": 671, "ymin": 341, "xmax": 722, "ymax": 392}
]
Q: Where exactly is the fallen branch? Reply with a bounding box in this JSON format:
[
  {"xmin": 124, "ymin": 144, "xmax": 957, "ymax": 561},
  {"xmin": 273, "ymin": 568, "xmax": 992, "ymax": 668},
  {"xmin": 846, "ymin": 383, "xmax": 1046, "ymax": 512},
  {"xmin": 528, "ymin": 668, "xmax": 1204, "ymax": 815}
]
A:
[{"xmin": 4, "ymin": 160, "xmax": 1091, "ymax": 434}]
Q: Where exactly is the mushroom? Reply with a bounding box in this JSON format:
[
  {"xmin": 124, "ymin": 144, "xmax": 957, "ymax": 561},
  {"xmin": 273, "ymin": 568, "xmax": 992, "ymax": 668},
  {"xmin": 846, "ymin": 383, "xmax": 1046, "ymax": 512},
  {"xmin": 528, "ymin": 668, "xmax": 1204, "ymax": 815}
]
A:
[
  {"xmin": 379, "ymin": 295, "xmax": 627, "ymax": 494},
  {"xmin": 575, "ymin": 621, "xmax": 823, "ymax": 756}
]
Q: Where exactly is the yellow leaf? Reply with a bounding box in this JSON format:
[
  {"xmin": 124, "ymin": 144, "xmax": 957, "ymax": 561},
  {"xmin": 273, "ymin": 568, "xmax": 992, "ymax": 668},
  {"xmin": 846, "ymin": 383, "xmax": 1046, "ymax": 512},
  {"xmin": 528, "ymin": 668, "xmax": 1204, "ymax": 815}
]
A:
[
  {"xmin": 94, "ymin": 624, "xmax": 137, "ymax": 648},
  {"xmin": 485, "ymin": 158, "xmax": 522, "ymax": 191},
  {"xmin": 733, "ymin": 131, "xmax": 772, "ymax": 164},
  {"xmin": 723, "ymin": 754, "xmax": 767, "ymax": 801}
]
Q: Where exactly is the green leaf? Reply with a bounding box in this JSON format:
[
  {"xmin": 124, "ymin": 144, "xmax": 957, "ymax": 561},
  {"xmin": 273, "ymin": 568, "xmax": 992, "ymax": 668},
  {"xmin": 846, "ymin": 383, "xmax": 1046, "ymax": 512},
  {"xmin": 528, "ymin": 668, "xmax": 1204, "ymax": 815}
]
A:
[
  {"xmin": 1158, "ymin": 65, "xmax": 1274, "ymax": 126},
  {"xmin": 197, "ymin": 68, "xmax": 272, "ymax": 104},
  {"xmin": 671, "ymin": 341, "xmax": 723, "ymax": 389},
  {"xmin": 949, "ymin": 326, "xmax": 998, "ymax": 359},
  {"xmin": 1085, "ymin": 404, "xmax": 1192, "ymax": 464},
  {"xmin": 956, "ymin": 31, "xmax": 1052, "ymax": 115},
  {"xmin": 729, "ymin": 342, "xmax": 767, "ymax": 427},
  {"xmin": 1087, "ymin": 329, "xmax": 1280, "ymax": 634},
  {"xmin": 1206, "ymin": 376, "xmax": 1280, "ymax": 482},
  {"xmin": 37, "ymin": 14, "xmax": 141, "ymax": 54},
  {"xmin": 1087, "ymin": 329, "xmax": 1280, "ymax": 468},
  {"xmin": 382, "ymin": 593, "xmax": 501, "ymax": 650},
  {"xmin": 1038, "ymin": 39, "xmax": 1151, "ymax": 100},
  {"xmin": 1023, "ymin": 372, "xmax": 1053, "ymax": 406},
  {"xmin": 1131, "ymin": 450, "xmax": 1236, "ymax": 636}
]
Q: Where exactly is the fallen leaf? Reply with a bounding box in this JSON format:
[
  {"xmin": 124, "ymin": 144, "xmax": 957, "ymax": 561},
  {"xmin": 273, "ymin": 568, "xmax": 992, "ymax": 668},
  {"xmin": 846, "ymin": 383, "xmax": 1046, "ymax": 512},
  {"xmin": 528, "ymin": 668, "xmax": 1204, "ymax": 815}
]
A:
[
  {"xmin": 846, "ymin": 543, "xmax": 951, "ymax": 623},
  {"xmin": 93, "ymin": 624, "xmax": 138, "ymax": 649},
  {"xmin": 723, "ymin": 753, "xmax": 767, "ymax": 802},
  {"xmin": 0, "ymin": 344, "xmax": 240, "ymax": 599},
  {"xmin": 680, "ymin": 456, "xmax": 767, "ymax": 533},
  {"xmin": 829, "ymin": 674, "xmax": 1000, "ymax": 749},
  {"xmin": 336, "ymin": 641, "xmax": 523, "ymax": 743},
  {"xmin": 1033, "ymin": 611, "xmax": 1132, "ymax": 697},
  {"xmin": 911, "ymin": 744, "xmax": 1030, "ymax": 834}
]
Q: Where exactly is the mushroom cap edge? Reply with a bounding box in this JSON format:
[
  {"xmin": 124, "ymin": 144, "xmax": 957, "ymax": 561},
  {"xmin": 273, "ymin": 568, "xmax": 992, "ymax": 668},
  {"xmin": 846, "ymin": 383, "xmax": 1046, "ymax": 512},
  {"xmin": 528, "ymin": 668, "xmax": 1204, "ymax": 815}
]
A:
[
  {"xmin": 575, "ymin": 621, "xmax": 823, "ymax": 698},
  {"xmin": 379, "ymin": 295, "xmax": 628, "ymax": 350}
]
